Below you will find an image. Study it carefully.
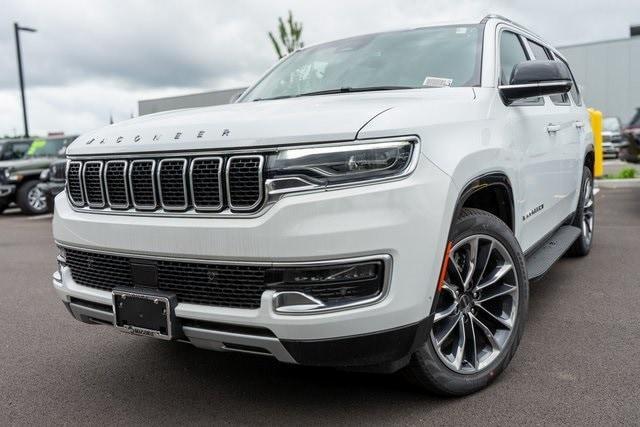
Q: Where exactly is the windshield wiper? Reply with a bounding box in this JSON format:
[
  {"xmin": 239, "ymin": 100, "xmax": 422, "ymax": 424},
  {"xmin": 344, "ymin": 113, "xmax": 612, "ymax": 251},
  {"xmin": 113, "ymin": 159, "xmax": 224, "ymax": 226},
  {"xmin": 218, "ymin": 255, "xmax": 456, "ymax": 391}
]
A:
[{"xmin": 253, "ymin": 86, "xmax": 417, "ymax": 101}]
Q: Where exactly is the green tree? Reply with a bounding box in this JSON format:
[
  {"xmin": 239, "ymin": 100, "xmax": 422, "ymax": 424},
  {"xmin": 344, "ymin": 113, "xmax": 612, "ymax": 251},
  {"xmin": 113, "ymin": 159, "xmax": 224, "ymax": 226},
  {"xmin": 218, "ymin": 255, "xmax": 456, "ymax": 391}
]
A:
[{"xmin": 268, "ymin": 10, "xmax": 304, "ymax": 60}]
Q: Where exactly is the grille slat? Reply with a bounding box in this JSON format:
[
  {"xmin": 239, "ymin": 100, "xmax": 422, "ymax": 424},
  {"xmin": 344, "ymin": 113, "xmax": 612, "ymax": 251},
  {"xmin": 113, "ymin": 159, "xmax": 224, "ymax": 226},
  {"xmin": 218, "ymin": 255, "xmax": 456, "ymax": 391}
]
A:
[
  {"xmin": 83, "ymin": 161, "xmax": 105, "ymax": 207},
  {"xmin": 66, "ymin": 161, "xmax": 84, "ymax": 206},
  {"xmin": 190, "ymin": 157, "xmax": 223, "ymax": 211},
  {"xmin": 105, "ymin": 161, "xmax": 129, "ymax": 209},
  {"xmin": 67, "ymin": 154, "xmax": 264, "ymax": 214},
  {"xmin": 158, "ymin": 159, "xmax": 188, "ymax": 210},
  {"xmin": 227, "ymin": 156, "xmax": 264, "ymax": 211},
  {"xmin": 129, "ymin": 160, "xmax": 157, "ymax": 210}
]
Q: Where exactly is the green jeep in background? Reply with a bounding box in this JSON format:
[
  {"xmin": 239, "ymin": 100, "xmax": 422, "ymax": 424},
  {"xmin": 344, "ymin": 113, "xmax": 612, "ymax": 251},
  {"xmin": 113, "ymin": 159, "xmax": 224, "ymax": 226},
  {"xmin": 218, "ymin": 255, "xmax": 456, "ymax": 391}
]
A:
[{"xmin": 0, "ymin": 135, "xmax": 77, "ymax": 215}]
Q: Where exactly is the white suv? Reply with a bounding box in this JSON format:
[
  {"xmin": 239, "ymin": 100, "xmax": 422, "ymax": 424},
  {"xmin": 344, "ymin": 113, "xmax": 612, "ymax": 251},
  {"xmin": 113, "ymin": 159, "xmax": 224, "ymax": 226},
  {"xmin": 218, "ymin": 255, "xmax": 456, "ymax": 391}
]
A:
[{"xmin": 52, "ymin": 15, "xmax": 594, "ymax": 396}]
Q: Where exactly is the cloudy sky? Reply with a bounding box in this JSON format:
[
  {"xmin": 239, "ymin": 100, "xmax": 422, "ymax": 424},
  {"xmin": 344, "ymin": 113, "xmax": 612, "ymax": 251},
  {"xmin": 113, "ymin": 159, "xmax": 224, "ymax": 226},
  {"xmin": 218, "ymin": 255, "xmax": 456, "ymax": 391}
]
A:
[{"xmin": 2, "ymin": 0, "xmax": 640, "ymax": 137}]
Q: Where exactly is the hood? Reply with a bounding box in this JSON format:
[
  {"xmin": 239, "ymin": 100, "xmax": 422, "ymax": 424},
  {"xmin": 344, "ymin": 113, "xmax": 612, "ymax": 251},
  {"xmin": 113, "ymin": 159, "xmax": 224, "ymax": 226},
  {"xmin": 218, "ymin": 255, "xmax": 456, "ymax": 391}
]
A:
[
  {"xmin": 0, "ymin": 157, "xmax": 53, "ymax": 171},
  {"xmin": 66, "ymin": 88, "xmax": 476, "ymax": 156}
]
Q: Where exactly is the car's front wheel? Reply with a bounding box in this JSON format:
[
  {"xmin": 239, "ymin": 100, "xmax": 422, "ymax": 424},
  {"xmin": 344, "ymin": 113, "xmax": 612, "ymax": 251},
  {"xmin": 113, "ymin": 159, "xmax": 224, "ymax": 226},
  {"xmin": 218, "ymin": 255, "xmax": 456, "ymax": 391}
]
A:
[
  {"xmin": 17, "ymin": 180, "xmax": 50, "ymax": 215},
  {"xmin": 404, "ymin": 208, "xmax": 529, "ymax": 396}
]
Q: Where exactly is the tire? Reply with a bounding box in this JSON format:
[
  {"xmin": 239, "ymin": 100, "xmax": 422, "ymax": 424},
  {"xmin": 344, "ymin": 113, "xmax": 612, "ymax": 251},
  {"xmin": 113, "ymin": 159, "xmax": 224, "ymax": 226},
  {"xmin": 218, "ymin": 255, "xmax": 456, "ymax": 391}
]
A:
[
  {"xmin": 16, "ymin": 180, "xmax": 50, "ymax": 215},
  {"xmin": 0, "ymin": 203, "xmax": 6, "ymax": 214},
  {"xmin": 567, "ymin": 167, "xmax": 594, "ymax": 257},
  {"xmin": 404, "ymin": 208, "xmax": 529, "ymax": 396}
]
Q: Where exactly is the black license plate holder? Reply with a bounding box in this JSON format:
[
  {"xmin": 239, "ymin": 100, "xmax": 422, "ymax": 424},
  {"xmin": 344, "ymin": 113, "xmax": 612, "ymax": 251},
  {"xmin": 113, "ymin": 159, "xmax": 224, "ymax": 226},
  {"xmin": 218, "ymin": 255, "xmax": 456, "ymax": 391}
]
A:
[{"xmin": 113, "ymin": 289, "xmax": 177, "ymax": 340}]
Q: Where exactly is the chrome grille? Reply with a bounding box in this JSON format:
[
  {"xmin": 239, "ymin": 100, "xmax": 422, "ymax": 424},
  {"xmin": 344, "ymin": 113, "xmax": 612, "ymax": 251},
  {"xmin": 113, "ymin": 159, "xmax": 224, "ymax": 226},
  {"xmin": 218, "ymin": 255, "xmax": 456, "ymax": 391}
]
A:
[
  {"xmin": 226, "ymin": 156, "xmax": 264, "ymax": 211},
  {"xmin": 190, "ymin": 157, "xmax": 223, "ymax": 211},
  {"xmin": 129, "ymin": 160, "xmax": 156, "ymax": 210},
  {"xmin": 105, "ymin": 161, "xmax": 129, "ymax": 209},
  {"xmin": 67, "ymin": 154, "xmax": 265, "ymax": 214},
  {"xmin": 66, "ymin": 161, "xmax": 84, "ymax": 206},
  {"xmin": 82, "ymin": 161, "xmax": 105, "ymax": 207},
  {"xmin": 158, "ymin": 159, "xmax": 187, "ymax": 210}
]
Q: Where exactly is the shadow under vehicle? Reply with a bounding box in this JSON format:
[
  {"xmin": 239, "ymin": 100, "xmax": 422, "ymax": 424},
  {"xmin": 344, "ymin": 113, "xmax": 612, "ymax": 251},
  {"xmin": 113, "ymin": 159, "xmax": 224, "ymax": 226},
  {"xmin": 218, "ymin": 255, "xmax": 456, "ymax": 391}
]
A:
[{"xmin": 0, "ymin": 135, "xmax": 77, "ymax": 214}]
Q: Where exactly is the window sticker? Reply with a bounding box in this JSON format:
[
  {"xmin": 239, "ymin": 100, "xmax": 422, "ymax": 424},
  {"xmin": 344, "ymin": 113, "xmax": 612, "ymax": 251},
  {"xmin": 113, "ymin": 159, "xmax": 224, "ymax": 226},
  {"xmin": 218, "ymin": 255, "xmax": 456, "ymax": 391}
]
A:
[{"xmin": 423, "ymin": 76, "xmax": 453, "ymax": 87}]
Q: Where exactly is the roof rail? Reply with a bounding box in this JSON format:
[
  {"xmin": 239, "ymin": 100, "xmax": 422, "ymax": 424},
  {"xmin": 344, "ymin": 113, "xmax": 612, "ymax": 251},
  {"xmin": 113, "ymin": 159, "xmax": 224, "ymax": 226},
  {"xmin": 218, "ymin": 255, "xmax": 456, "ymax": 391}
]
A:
[{"xmin": 480, "ymin": 14, "xmax": 544, "ymax": 40}]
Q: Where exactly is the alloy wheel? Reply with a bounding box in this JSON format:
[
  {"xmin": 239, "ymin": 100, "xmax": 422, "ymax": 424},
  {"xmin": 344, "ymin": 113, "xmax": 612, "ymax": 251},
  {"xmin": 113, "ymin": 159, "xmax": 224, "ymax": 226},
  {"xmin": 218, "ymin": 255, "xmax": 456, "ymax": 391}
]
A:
[
  {"xmin": 430, "ymin": 235, "xmax": 519, "ymax": 374},
  {"xmin": 27, "ymin": 186, "xmax": 47, "ymax": 212},
  {"xmin": 582, "ymin": 179, "xmax": 594, "ymax": 244}
]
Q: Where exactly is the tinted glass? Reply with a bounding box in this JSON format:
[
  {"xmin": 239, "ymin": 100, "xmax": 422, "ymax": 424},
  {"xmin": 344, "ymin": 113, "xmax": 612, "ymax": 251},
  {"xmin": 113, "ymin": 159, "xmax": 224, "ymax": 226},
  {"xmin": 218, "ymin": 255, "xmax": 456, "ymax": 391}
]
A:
[
  {"xmin": 528, "ymin": 40, "xmax": 550, "ymax": 61},
  {"xmin": 25, "ymin": 138, "xmax": 66, "ymax": 158},
  {"xmin": 2, "ymin": 141, "xmax": 31, "ymax": 160},
  {"xmin": 603, "ymin": 117, "xmax": 621, "ymax": 132},
  {"xmin": 500, "ymin": 31, "xmax": 528, "ymax": 84},
  {"xmin": 243, "ymin": 25, "xmax": 482, "ymax": 101},
  {"xmin": 556, "ymin": 55, "xmax": 582, "ymax": 106}
]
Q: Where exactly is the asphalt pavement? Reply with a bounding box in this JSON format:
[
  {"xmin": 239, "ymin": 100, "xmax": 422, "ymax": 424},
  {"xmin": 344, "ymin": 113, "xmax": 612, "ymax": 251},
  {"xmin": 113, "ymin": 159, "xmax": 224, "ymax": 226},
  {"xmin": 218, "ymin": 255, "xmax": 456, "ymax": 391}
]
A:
[{"xmin": 1, "ymin": 187, "xmax": 639, "ymax": 425}]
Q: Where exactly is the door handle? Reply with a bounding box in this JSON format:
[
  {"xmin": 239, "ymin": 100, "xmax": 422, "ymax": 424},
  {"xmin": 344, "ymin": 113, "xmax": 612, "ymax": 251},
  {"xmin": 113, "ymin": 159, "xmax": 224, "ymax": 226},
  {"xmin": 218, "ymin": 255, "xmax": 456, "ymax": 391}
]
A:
[
  {"xmin": 574, "ymin": 121, "xmax": 585, "ymax": 129},
  {"xmin": 546, "ymin": 124, "xmax": 561, "ymax": 133}
]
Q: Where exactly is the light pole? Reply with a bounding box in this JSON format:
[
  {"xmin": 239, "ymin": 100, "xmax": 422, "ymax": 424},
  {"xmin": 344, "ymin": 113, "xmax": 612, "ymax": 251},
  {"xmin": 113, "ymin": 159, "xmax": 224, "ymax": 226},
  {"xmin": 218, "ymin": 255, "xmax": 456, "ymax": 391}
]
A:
[{"xmin": 14, "ymin": 22, "xmax": 37, "ymax": 138}]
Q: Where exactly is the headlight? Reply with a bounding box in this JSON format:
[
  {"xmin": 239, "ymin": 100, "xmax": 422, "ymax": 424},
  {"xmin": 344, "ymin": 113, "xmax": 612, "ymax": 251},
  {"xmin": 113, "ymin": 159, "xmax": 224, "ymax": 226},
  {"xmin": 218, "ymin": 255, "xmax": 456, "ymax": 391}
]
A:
[
  {"xmin": 40, "ymin": 169, "xmax": 50, "ymax": 181},
  {"xmin": 2, "ymin": 169, "xmax": 9, "ymax": 180},
  {"xmin": 265, "ymin": 138, "xmax": 418, "ymax": 194}
]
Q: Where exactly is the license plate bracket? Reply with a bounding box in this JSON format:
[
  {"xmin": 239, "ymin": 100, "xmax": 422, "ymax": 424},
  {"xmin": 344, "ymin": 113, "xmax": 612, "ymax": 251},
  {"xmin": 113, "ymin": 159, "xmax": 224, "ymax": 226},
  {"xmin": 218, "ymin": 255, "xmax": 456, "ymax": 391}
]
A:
[{"xmin": 113, "ymin": 289, "xmax": 178, "ymax": 340}]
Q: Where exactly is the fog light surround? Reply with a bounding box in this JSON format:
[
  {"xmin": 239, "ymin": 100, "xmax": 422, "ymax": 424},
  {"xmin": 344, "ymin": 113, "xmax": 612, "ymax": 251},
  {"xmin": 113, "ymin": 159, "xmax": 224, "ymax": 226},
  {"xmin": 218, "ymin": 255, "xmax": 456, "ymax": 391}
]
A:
[{"xmin": 270, "ymin": 255, "xmax": 391, "ymax": 314}]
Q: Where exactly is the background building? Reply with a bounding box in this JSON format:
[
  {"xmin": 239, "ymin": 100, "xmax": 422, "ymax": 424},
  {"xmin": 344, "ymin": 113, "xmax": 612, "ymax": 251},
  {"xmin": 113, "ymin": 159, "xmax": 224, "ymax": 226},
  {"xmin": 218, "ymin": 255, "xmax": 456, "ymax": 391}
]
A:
[
  {"xmin": 560, "ymin": 25, "xmax": 640, "ymax": 123},
  {"xmin": 138, "ymin": 26, "xmax": 640, "ymax": 123}
]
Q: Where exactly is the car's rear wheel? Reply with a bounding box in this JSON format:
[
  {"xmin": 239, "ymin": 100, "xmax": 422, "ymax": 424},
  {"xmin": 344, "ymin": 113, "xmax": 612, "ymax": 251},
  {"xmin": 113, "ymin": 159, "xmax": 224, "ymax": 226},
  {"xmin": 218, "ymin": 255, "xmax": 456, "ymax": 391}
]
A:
[
  {"xmin": 567, "ymin": 167, "xmax": 594, "ymax": 257},
  {"xmin": 17, "ymin": 180, "xmax": 49, "ymax": 215},
  {"xmin": 404, "ymin": 208, "xmax": 528, "ymax": 396}
]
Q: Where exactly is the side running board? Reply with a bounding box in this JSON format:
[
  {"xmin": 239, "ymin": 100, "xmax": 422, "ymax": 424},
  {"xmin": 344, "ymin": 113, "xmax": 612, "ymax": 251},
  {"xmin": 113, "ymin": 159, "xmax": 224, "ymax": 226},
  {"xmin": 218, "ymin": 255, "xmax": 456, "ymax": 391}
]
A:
[{"xmin": 525, "ymin": 225, "xmax": 581, "ymax": 281}]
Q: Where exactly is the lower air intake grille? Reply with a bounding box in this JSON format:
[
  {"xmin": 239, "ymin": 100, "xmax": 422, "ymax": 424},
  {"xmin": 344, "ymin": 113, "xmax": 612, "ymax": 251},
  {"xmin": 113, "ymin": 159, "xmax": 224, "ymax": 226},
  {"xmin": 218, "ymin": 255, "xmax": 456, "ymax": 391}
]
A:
[{"xmin": 64, "ymin": 248, "xmax": 268, "ymax": 309}]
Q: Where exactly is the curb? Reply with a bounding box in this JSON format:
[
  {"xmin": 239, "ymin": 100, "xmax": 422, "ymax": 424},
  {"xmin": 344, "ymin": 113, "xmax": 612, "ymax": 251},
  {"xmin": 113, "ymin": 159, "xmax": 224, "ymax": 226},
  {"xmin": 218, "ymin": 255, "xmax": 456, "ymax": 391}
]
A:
[{"xmin": 595, "ymin": 178, "xmax": 640, "ymax": 188}]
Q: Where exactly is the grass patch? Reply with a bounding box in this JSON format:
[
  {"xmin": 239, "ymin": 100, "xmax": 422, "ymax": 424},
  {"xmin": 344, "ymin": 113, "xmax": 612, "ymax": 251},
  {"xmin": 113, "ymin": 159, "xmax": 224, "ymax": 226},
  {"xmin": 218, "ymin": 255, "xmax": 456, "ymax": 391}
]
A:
[{"xmin": 602, "ymin": 167, "xmax": 637, "ymax": 179}]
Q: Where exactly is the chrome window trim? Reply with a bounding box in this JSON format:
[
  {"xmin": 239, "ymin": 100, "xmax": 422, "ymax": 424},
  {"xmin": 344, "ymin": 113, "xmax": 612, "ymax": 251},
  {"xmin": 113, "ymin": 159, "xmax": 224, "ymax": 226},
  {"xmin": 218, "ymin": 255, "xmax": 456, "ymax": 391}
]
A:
[
  {"xmin": 82, "ymin": 160, "xmax": 106, "ymax": 208},
  {"xmin": 128, "ymin": 159, "xmax": 157, "ymax": 210},
  {"xmin": 55, "ymin": 241, "xmax": 392, "ymax": 315},
  {"xmin": 226, "ymin": 155, "xmax": 265, "ymax": 212},
  {"xmin": 104, "ymin": 160, "xmax": 130, "ymax": 209},
  {"xmin": 157, "ymin": 158, "xmax": 188, "ymax": 211},
  {"xmin": 66, "ymin": 160, "xmax": 85, "ymax": 207},
  {"xmin": 189, "ymin": 156, "xmax": 224, "ymax": 212}
]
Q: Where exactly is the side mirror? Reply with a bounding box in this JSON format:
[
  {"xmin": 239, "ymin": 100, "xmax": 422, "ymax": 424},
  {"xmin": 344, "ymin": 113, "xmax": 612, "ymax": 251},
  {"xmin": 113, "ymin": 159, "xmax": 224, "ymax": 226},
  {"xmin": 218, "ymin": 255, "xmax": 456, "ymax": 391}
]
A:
[{"xmin": 499, "ymin": 60, "xmax": 572, "ymax": 105}]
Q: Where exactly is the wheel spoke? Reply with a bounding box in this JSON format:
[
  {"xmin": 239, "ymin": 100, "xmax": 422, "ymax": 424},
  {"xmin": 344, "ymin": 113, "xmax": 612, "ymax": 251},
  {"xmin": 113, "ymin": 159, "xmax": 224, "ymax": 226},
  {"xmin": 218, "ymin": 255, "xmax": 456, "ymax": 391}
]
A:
[
  {"xmin": 434, "ymin": 302, "xmax": 457, "ymax": 323},
  {"xmin": 475, "ymin": 262, "xmax": 512, "ymax": 291},
  {"xmin": 475, "ymin": 302, "xmax": 513, "ymax": 329},
  {"xmin": 462, "ymin": 238, "xmax": 479, "ymax": 291},
  {"xmin": 468, "ymin": 318, "xmax": 479, "ymax": 370},
  {"xmin": 435, "ymin": 313, "xmax": 462, "ymax": 346},
  {"xmin": 470, "ymin": 313, "xmax": 501, "ymax": 351},
  {"xmin": 476, "ymin": 284, "xmax": 516, "ymax": 304},
  {"xmin": 475, "ymin": 240, "xmax": 493, "ymax": 287},
  {"xmin": 452, "ymin": 316, "xmax": 466, "ymax": 371},
  {"xmin": 448, "ymin": 253, "xmax": 465, "ymax": 289}
]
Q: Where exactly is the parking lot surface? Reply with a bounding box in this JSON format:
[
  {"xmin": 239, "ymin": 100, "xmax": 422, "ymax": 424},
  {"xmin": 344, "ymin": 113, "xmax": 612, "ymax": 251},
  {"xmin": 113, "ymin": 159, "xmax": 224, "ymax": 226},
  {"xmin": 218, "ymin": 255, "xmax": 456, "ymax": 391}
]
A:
[{"xmin": 1, "ymin": 187, "xmax": 639, "ymax": 425}]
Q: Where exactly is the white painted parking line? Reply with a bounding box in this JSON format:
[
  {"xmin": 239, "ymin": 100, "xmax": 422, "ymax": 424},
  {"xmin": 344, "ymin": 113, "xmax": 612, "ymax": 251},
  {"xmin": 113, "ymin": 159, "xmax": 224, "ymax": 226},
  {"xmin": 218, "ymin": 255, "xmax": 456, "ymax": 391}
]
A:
[{"xmin": 26, "ymin": 213, "xmax": 53, "ymax": 220}]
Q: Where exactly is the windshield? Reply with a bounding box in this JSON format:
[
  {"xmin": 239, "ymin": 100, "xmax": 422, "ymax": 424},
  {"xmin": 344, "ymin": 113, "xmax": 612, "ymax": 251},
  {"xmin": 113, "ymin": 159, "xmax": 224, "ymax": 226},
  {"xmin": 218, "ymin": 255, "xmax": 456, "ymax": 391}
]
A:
[
  {"xmin": 603, "ymin": 117, "xmax": 621, "ymax": 132},
  {"xmin": 242, "ymin": 25, "xmax": 482, "ymax": 102},
  {"xmin": 24, "ymin": 137, "xmax": 72, "ymax": 158}
]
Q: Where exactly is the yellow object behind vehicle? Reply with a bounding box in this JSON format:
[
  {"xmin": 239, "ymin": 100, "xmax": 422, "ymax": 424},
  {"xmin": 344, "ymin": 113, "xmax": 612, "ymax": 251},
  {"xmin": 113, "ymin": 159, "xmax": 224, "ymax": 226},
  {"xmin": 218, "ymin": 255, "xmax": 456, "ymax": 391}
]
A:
[{"xmin": 588, "ymin": 108, "xmax": 603, "ymax": 178}]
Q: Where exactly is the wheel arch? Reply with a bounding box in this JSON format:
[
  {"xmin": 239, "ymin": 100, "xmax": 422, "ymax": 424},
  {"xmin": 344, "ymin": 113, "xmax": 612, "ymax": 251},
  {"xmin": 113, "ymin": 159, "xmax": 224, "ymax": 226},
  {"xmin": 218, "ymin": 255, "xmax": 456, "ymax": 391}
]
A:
[{"xmin": 452, "ymin": 172, "xmax": 515, "ymax": 232}]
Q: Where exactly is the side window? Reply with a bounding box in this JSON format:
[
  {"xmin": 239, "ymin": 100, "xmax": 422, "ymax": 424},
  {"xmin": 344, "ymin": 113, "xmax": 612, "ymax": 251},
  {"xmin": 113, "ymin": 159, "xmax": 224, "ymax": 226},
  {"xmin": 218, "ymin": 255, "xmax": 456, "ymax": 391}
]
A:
[
  {"xmin": 500, "ymin": 31, "xmax": 528, "ymax": 84},
  {"xmin": 556, "ymin": 55, "xmax": 583, "ymax": 106},
  {"xmin": 527, "ymin": 40, "xmax": 569, "ymax": 105}
]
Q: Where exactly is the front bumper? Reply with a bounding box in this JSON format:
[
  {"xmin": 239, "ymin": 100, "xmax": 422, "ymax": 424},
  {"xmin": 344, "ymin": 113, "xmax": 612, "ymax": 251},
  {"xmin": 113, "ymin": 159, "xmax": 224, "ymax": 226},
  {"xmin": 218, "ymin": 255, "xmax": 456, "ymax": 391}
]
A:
[
  {"xmin": 52, "ymin": 155, "xmax": 456, "ymax": 366},
  {"xmin": 0, "ymin": 184, "xmax": 16, "ymax": 199},
  {"xmin": 37, "ymin": 181, "xmax": 65, "ymax": 198}
]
